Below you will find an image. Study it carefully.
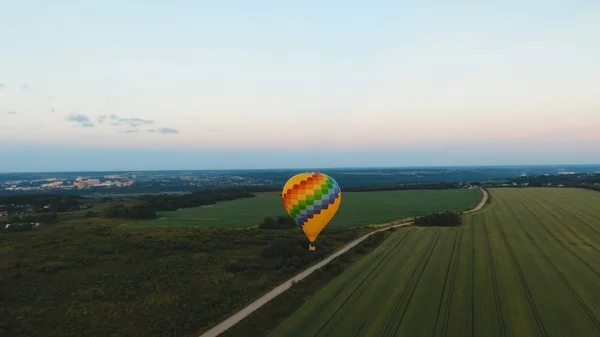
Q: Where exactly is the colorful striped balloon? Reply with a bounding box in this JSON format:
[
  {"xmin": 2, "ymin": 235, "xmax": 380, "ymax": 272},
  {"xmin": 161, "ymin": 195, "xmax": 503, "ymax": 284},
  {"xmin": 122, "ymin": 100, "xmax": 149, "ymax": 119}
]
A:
[{"xmin": 282, "ymin": 172, "xmax": 342, "ymax": 247}]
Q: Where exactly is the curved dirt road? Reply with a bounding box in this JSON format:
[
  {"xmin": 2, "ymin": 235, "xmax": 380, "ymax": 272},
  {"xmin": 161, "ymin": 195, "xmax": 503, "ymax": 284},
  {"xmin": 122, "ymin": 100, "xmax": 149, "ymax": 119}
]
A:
[
  {"xmin": 463, "ymin": 187, "xmax": 489, "ymax": 214},
  {"xmin": 199, "ymin": 188, "xmax": 488, "ymax": 337}
]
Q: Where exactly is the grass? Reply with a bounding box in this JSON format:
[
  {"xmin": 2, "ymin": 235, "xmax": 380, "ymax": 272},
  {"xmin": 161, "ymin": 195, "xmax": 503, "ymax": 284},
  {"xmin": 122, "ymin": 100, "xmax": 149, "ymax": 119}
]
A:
[
  {"xmin": 129, "ymin": 189, "xmax": 482, "ymax": 228},
  {"xmin": 261, "ymin": 188, "xmax": 600, "ymax": 337}
]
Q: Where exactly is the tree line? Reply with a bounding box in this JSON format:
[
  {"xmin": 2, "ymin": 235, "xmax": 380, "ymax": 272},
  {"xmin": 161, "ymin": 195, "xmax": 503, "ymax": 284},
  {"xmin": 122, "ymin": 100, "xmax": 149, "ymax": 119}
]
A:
[
  {"xmin": 101, "ymin": 188, "xmax": 257, "ymax": 220},
  {"xmin": 137, "ymin": 188, "xmax": 255, "ymax": 211},
  {"xmin": 0, "ymin": 194, "xmax": 83, "ymax": 213},
  {"xmin": 501, "ymin": 173, "xmax": 600, "ymax": 188},
  {"xmin": 103, "ymin": 204, "xmax": 157, "ymax": 220},
  {"xmin": 1, "ymin": 212, "xmax": 59, "ymax": 233},
  {"xmin": 341, "ymin": 183, "xmax": 468, "ymax": 192}
]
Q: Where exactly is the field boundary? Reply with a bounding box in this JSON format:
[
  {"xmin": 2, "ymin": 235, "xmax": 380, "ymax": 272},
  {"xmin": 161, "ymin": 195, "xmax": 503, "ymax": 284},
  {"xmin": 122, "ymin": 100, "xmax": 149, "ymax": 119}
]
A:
[{"xmin": 199, "ymin": 188, "xmax": 488, "ymax": 337}]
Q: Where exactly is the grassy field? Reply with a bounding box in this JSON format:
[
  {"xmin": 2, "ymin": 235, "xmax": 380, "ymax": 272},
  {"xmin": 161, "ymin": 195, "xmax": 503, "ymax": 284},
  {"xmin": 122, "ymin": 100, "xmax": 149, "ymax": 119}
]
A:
[
  {"xmin": 129, "ymin": 189, "xmax": 482, "ymax": 228},
  {"xmin": 268, "ymin": 188, "xmax": 600, "ymax": 337}
]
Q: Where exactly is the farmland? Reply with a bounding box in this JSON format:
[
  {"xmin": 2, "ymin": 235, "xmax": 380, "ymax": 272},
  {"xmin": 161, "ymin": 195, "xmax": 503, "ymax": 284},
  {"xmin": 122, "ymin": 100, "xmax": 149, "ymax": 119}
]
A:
[
  {"xmin": 267, "ymin": 188, "xmax": 600, "ymax": 337},
  {"xmin": 130, "ymin": 189, "xmax": 482, "ymax": 228}
]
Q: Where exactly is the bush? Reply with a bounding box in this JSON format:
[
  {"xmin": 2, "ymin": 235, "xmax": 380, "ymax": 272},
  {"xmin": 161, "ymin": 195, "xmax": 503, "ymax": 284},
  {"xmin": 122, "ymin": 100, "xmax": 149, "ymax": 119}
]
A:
[
  {"xmin": 84, "ymin": 211, "xmax": 100, "ymax": 218},
  {"xmin": 258, "ymin": 215, "xmax": 296, "ymax": 230},
  {"xmin": 414, "ymin": 211, "xmax": 462, "ymax": 227},
  {"xmin": 103, "ymin": 203, "xmax": 156, "ymax": 219}
]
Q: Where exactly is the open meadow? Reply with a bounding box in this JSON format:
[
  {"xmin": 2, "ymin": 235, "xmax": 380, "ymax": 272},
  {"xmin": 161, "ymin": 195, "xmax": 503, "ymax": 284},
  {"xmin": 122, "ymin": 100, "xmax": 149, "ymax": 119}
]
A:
[
  {"xmin": 266, "ymin": 188, "xmax": 600, "ymax": 337},
  {"xmin": 129, "ymin": 189, "xmax": 482, "ymax": 228}
]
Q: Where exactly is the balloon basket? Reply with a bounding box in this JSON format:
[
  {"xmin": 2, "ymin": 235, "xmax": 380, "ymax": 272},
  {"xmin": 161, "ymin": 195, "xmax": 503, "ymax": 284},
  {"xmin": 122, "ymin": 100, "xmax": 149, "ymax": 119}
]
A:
[{"xmin": 309, "ymin": 244, "xmax": 316, "ymax": 251}]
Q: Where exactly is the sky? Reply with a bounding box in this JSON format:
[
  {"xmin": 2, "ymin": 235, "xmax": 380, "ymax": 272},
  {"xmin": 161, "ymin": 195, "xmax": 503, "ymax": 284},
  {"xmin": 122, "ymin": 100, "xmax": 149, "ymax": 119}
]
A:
[{"xmin": 1, "ymin": 0, "xmax": 600, "ymax": 172}]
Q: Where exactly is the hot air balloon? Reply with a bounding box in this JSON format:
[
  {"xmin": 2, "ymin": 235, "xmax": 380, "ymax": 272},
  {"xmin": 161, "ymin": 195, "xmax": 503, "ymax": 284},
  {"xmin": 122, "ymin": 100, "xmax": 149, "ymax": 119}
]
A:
[{"xmin": 282, "ymin": 172, "xmax": 342, "ymax": 251}]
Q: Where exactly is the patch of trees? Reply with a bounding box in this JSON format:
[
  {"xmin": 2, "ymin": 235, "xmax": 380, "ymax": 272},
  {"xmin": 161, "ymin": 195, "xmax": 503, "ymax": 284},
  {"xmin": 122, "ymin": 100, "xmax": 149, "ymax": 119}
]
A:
[
  {"xmin": 0, "ymin": 194, "xmax": 82, "ymax": 213},
  {"xmin": 1, "ymin": 212, "xmax": 59, "ymax": 233},
  {"xmin": 84, "ymin": 211, "xmax": 100, "ymax": 218},
  {"xmin": 581, "ymin": 185, "xmax": 600, "ymax": 192},
  {"xmin": 258, "ymin": 215, "xmax": 296, "ymax": 229},
  {"xmin": 341, "ymin": 183, "xmax": 465, "ymax": 192},
  {"xmin": 503, "ymin": 174, "xmax": 600, "ymax": 188},
  {"xmin": 137, "ymin": 188, "xmax": 256, "ymax": 212},
  {"xmin": 2, "ymin": 223, "xmax": 36, "ymax": 233},
  {"xmin": 103, "ymin": 204, "xmax": 157, "ymax": 220},
  {"xmin": 414, "ymin": 211, "xmax": 462, "ymax": 227},
  {"xmin": 224, "ymin": 230, "xmax": 363, "ymax": 276},
  {"xmin": 102, "ymin": 187, "xmax": 261, "ymax": 220},
  {"xmin": 6, "ymin": 212, "xmax": 59, "ymax": 224}
]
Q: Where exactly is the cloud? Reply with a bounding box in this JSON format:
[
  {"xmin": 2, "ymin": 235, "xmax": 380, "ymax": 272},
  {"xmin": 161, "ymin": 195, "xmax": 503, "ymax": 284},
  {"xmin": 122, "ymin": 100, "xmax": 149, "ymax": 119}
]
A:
[
  {"xmin": 6, "ymin": 111, "xmax": 17, "ymax": 115},
  {"xmin": 0, "ymin": 84, "xmax": 5, "ymax": 90},
  {"xmin": 120, "ymin": 117, "xmax": 154, "ymax": 126},
  {"xmin": 149, "ymin": 127, "xmax": 179, "ymax": 134},
  {"xmin": 50, "ymin": 108, "xmax": 56, "ymax": 113},
  {"xmin": 66, "ymin": 114, "xmax": 94, "ymax": 127},
  {"xmin": 94, "ymin": 114, "xmax": 174, "ymax": 134},
  {"xmin": 20, "ymin": 84, "xmax": 28, "ymax": 90},
  {"xmin": 102, "ymin": 114, "xmax": 154, "ymax": 127},
  {"xmin": 66, "ymin": 114, "xmax": 91, "ymax": 123}
]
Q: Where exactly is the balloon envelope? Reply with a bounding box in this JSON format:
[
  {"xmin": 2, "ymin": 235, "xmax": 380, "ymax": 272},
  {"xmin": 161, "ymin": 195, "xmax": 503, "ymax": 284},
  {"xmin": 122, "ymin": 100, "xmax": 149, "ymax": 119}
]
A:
[{"xmin": 281, "ymin": 172, "xmax": 342, "ymax": 243}]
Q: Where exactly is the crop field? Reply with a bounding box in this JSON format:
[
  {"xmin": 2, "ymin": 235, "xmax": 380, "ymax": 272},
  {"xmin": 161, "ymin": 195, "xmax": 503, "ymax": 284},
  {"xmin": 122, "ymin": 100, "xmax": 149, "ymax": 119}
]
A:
[
  {"xmin": 129, "ymin": 189, "xmax": 481, "ymax": 228},
  {"xmin": 269, "ymin": 188, "xmax": 600, "ymax": 337}
]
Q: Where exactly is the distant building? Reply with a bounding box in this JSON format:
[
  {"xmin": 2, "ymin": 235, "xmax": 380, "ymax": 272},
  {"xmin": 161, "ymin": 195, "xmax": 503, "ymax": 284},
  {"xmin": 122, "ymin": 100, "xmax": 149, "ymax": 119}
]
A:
[
  {"xmin": 76, "ymin": 181, "xmax": 88, "ymax": 189},
  {"xmin": 42, "ymin": 181, "xmax": 63, "ymax": 188},
  {"xmin": 86, "ymin": 179, "xmax": 101, "ymax": 186}
]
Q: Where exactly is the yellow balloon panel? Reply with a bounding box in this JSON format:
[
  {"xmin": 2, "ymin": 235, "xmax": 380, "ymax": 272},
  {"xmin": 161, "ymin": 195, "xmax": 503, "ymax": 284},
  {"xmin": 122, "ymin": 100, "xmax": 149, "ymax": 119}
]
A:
[{"xmin": 281, "ymin": 172, "xmax": 342, "ymax": 243}]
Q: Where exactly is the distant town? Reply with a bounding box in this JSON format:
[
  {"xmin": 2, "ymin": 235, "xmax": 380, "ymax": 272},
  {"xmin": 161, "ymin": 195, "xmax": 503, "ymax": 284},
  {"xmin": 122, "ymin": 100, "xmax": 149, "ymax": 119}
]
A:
[
  {"xmin": 2, "ymin": 174, "xmax": 137, "ymax": 192},
  {"xmin": 0, "ymin": 172, "xmax": 274, "ymax": 193}
]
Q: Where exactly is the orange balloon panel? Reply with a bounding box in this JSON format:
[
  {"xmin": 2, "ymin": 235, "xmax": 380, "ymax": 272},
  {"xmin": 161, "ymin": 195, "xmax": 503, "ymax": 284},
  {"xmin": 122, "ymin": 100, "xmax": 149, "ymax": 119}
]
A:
[{"xmin": 281, "ymin": 172, "xmax": 342, "ymax": 243}]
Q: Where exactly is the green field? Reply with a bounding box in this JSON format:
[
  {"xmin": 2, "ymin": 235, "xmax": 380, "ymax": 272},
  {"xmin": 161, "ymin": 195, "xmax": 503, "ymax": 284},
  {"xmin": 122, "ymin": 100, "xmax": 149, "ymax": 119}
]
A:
[
  {"xmin": 130, "ymin": 189, "xmax": 482, "ymax": 228},
  {"xmin": 269, "ymin": 188, "xmax": 600, "ymax": 337}
]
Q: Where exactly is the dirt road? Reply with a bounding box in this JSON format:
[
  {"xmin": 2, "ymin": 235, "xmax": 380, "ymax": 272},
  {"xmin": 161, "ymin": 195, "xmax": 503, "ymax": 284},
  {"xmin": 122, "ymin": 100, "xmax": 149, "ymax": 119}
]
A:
[
  {"xmin": 462, "ymin": 187, "xmax": 489, "ymax": 214},
  {"xmin": 199, "ymin": 188, "xmax": 488, "ymax": 337}
]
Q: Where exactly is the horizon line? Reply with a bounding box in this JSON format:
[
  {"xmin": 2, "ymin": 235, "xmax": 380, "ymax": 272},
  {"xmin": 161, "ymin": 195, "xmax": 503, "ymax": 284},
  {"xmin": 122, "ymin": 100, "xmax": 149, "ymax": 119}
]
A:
[{"xmin": 1, "ymin": 163, "xmax": 600, "ymax": 175}]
